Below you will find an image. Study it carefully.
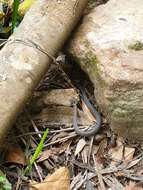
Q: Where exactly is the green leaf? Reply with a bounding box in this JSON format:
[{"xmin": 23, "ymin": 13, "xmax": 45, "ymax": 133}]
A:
[
  {"xmin": 11, "ymin": 0, "xmax": 20, "ymax": 33},
  {"xmin": 0, "ymin": 174, "xmax": 12, "ymax": 190},
  {"xmin": 3, "ymin": 183, "xmax": 12, "ymax": 190},
  {"xmin": 0, "ymin": 176, "xmax": 6, "ymax": 183}
]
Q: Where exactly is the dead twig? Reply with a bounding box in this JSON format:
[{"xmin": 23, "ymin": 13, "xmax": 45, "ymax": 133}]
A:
[
  {"xmin": 44, "ymin": 133, "xmax": 77, "ymax": 147},
  {"xmin": 34, "ymin": 163, "xmax": 43, "ymax": 182},
  {"xmin": 88, "ymin": 136, "xmax": 94, "ymax": 164},
  {"xmin": 93, "ymin": 154, "xmax": 106, "ymax": 190},
  {"xmin": 103, "ymin": 175, "xmax": 124, "ymax": 190}
]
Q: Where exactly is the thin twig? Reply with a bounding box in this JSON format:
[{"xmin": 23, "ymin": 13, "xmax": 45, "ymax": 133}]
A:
[
  {"xmin": 16, "ymin": 176, "xmax": 21, "ymax": 190},
  {"xmin": 44, "ymin": 133, "xmax": 77, "ymax": 147},
  {"xmin": 34, "ymin": 162, "xmax": 43, "ymax": 182},
  {"xmin": 93, "ymin": 154, "xmax": 106, "ymax": 190},
  {"xmin": 103, "ymin": 175, "xmax": 124, "ymax": 190},
  {"xmin": 88, "ymin": 136, "xmax": 94, "ymax": 164},
  {"xmin": 31, "ymin": 119, "xmax": 42, "ymax": 138}
]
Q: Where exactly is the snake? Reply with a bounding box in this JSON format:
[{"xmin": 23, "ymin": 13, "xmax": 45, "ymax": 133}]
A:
[{"xmin": 73, "ymin": 87, "xmax": 101, "ymax": 137}]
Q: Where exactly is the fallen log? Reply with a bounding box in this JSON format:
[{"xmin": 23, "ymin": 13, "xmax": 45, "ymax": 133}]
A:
[{"xmin": 0, "ymin": 0, "xmax": 88, "ymax": 142}]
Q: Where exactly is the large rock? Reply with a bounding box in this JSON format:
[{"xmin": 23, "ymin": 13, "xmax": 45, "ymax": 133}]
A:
[{"xmin": 68, "ymin": 0, "xmax": 143, "ymax": 142}]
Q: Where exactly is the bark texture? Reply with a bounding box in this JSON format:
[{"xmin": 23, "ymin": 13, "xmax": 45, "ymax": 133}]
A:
[{"xmin": 0, "ymin": 0, "xmax": 88, "ymax": 142}]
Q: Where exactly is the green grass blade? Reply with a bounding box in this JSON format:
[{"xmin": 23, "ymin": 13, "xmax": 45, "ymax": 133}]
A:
[
  {"xmin": 12, "ymin": 0, "xmax": 20, "ymax": 33},
  {"xmin": 30, "ymin": 128, "xmax": 49, "ymax": 165},
  {"xmin": 24, "ymin": 128, "xmax": 49, "ymax": 175}
]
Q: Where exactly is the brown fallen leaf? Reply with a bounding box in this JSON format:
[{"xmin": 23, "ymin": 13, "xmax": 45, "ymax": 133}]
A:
[
  {"xmin": 74, "ymin": 138, "xmax": 86, "ymax": 156},
  {"xmin": 81, "ymin": 145, "xmax": 89, "ymax": 164},
  {"xmin": 5, "ymin": 145, "xmax": 26, "ymax": 165},
  {"xmin": 124, "ymin": 147, "xmax": 135, "ymax": 162},
  {"xmin": 109, "ymin": 138, "xmax": 135, "ymax": 166},
  {"xmin": 38, "ymin": 146, "xmax": 66, "ymax": 162},
  {"xmin": 109, "ymin": 139, "xmax": 124, "ymax": 163},
  {"xmin": 96, "ymin": 138, "xmax": 107, "ymax": 165},
  {"xmin": 30, "ymin": 167, "xmax": 70, "ymax": 190}
]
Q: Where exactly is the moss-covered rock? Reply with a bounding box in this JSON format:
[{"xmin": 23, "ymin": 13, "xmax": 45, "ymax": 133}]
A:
[{"xmin": 68, "ymin": 0, "xmax": 143, "ymax": 143}]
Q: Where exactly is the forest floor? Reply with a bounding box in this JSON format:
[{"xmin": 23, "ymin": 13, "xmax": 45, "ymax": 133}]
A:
[
  {"xmin": 0, "ymin": 0, "xmax": 143, "ymax": 190},
  {"xmin": 1, "ymin": 53, "xmax": 143, "ymax": 190}
]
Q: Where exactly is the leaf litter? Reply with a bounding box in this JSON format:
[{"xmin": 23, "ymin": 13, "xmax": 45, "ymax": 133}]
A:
[
  {"xmin": 0, "ymin": 53, "xmax": 142, "ymax": 190},
  {"xmin": 0, "ymin": 1, "xmax": 142, "ymax": 189}
]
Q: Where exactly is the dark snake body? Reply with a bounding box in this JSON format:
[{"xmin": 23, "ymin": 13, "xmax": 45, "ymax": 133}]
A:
[{"xmin": 73, "ymin": 88, "xmax": 101, "ymax": 137}]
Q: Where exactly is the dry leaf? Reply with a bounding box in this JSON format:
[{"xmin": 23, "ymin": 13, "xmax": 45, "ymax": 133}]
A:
[
  {"xmin": 124, "ymin": 181, "xmax": 143, "ymax": 190},
  {"xmin": 38, "ymin": 149, "xmax": 53, "ymax": 162},
  {"xmin": 137, "ymin": 168, "xmax": 143, "ymax": 175},
  {"xmin": 30, "ymin": 167, "xmax": 70, "ymax": 190},
  {"xmin": 74, "ymin": 138, "xmax": 86, "ymax": 156},
  {"xmin": 70, "ymin": 172, "xmax": 83, "ymax": 189},
  {"xmin": 51, "ymin": 132, "xmax": 69, "ymax": 142},
  {"xmin": 5, "ymin": 146, "xmax": 26, "ymax": 165},
  {"xmin": 109, "ymin": 139, "xmax": 135, "ymax": 166},
  {"xmin": 96, "ymin": 138, "xmax": 107, "ymax": 165},
  {"xmin": 63, "ymin": 140, "xmax": 72, "ymax": 155},
  {"xmin": 92, "ymin": 145, "xmax": 99, "ymax": 155},
  {"xmin": 38, "ymin": 147, "xmax": 66, "ymax": 162},
  {"xmin": 81, "ymin": 145, "xmax": 89, "ymax": 164},
  {"xmin": 127, "ymin": 157, "xmax": 142, "ymax": 170},
  {"xmin": 124, "ymin": 147, "xmax": 135, "ymax": 162},
  {"xmin": 109, "ymin": 140, "xmax": 124, "ymax": 162}
]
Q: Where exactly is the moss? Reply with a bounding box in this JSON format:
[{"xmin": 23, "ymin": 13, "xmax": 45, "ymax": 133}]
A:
[
  {"xmin": 112, "ymin": 107, "xmax": 128, "ymax": 118},
  {"xmin": 128, "ymin": 41, "xmax": 143, "ymax": 51},
  {"xmin": 71, "ymin": 39, "xmax": 106, "ymax": 87},
  {"xmin": 75, "ymin": 50, "xmax": 106, "ymax": 88}
]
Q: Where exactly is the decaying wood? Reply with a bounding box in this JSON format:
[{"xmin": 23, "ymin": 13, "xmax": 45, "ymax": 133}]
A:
[
  {"xmin": 0, "ymin": 0, "xmax": 88, "ymax": 142},
  {"xmin": 34, "ymin": 88, "xmax": 79, "ymax": 107},
  {"xmin": 31, "ymin": 88, "xmax": 94, "ymax": 126},
  {"xmin": 33, "ymin": 105, "xmax": 94, "ymax": 126}
]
